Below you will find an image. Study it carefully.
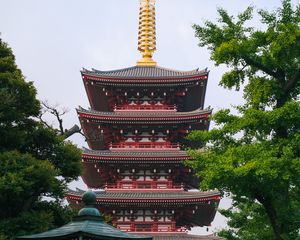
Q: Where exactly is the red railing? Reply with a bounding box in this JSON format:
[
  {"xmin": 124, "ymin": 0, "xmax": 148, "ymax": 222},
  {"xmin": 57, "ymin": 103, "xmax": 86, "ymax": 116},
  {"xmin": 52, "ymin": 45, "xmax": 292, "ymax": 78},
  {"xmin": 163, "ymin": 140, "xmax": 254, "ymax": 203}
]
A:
[
  {"xmin": 109, "ymin": 142, "xmax": 180, "ymax": 150},
  {"xmin": 114, "ymin": 104, "xmax": 177, "ymax": 111},
  {"xmin": 116, "ymin": 222, "xmax": 187, "ymax": 233},
  {"xmin": 129, "ymin": 227, "xmax": 187, "ymax": 233},
  {"xmin": 105, "ymin": 181, "xmax": 183, "ymax": 190}
]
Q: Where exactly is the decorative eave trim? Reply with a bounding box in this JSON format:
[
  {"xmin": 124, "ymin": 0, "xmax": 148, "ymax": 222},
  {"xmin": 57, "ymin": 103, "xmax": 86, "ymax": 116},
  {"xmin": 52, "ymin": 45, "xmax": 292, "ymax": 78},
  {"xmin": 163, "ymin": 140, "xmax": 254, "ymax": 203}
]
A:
[
  {"xmin": 66, "ymin": 194, "xmax": 221, "ymax": 204},
  {"xmin": 82, "ymin": 154, "xmax": 191, "ymax": 162},
  {"xmin": 81, "ymin": 72, "xmax": 208, "ymax": 83},
  {"xmin": 77, "ymin": 108, "xmax": 212, "ymax": 122},
  {"xmin": 83, "ymin": 154, "xmax": 190, "ymax": 160}
]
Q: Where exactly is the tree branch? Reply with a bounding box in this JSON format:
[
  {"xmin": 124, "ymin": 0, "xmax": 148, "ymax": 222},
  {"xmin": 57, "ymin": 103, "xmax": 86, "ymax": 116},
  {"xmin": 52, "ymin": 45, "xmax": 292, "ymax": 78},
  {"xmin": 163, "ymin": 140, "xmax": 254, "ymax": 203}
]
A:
[
  {"xmin": 39, "ymin": 101, "xmax": 84, "ymax": 139},
  {"xmin": 64, "ymin": 124, "xmax": 84, "ymax": 139},
  {"xmin": 41, "ymin": 101, "xmax": 66, "ymax": 135},
  {"xmin": 38, "ymin": 113, "xmax": 52, "ymax": 129},
  {"xmin": 243, "ymin": 55, "xmax": 285, "ymax": 80},
  {"xmin": 284, "ymin": 66, "xmax": 300, "ymax": 95},
  {"xmin": 254, "ymin": 191, "xmax": 283, "ymax": 240}
]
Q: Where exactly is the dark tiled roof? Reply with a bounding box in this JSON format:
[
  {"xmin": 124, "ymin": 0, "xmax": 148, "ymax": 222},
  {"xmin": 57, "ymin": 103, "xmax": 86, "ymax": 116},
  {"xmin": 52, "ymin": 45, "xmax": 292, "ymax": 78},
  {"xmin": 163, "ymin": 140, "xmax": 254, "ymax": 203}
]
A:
[
  {"xmin": 82, "ymin": 66, "xmax": 207, "ymax": 79},
  {"xmin": 83, "ymin": 148, "xmax": 189, "ymax": 159},
  {"xmin": 77, "ymin": 107, "xmax": 211, "ymax": 120},
  {"xmin": 68, "ymin": 189, "xmax": 220, "ymax": 202},
  {"xmin": 18, "ymin": 218, "xmax": 151, "ymax": 240}
]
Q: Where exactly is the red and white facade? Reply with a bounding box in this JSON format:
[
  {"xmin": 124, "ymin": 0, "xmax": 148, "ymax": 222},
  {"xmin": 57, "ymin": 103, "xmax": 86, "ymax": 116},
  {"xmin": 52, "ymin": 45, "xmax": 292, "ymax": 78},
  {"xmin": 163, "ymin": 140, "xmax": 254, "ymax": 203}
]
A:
[{"xmin": 67, "ymin": 66, "xmax": 221, "ymax": 238}]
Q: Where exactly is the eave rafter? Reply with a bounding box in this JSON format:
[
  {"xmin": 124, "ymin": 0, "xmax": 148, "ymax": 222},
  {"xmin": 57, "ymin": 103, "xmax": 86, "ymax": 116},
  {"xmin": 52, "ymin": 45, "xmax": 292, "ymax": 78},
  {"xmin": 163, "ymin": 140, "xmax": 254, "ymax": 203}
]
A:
[
  {"xmin": 81, "ymin": 149, "xmax": 191, "ymax": 163},
  {"xmin": 77, "ymin": 107, "xmax": 211, "ymax": 123},
  {"xmin": 67, "ymin": 189, "xmax": 221, "ymax": 205},
  {"xmin": 82, "ymin": 72, "xmax": 207, "ymax": 84}
]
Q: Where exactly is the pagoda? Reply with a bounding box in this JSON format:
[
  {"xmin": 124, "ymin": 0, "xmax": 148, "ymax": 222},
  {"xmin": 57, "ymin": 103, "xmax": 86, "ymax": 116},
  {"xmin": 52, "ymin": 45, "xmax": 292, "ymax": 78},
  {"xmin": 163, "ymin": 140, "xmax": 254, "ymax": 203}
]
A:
[{"xmin": 67, "ymin": 0, "xmax": 221, "ymax": 238}]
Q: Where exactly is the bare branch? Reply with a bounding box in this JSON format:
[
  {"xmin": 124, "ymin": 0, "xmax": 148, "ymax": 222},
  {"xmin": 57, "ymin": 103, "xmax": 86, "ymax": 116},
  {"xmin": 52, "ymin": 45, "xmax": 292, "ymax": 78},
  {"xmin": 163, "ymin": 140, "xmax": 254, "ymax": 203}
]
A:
[
  {"xmin": 38, "ymin": 113, "xmax": 52, "ymax": 129},
  {"xmin": 39, "ymin": 101, "xmax": 84, "ymax": 139},
  {"xmin": 39, "ymin": 118, "xmax": 50, "ymax": 128},
  {"xmin": 41, "ymin": 101, "xmax": 69, "ymax": 135}
]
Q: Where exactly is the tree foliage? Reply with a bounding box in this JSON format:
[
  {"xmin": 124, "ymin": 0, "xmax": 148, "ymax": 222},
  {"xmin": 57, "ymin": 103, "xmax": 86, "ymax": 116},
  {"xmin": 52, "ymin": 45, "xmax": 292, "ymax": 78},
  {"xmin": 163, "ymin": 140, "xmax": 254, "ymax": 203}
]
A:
[
  {"xmin": 189, "ymin": 1, "xmax": 300, "ymax": 239},
  {"xmin": 218, "ymin": 198, "xmax": 275, "ymax": 240},
  {"xmin": 0, "ymin": 38, "xmax": 82, "ymax": 239}
]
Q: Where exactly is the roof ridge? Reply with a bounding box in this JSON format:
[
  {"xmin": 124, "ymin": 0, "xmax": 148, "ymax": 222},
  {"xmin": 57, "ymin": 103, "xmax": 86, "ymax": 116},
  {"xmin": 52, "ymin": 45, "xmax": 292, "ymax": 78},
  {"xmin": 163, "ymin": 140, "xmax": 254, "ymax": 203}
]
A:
[
  {"xmin": 88, "ymin": 65, "xmax": 201, "ymax": 74},
  {"xmin": 154, "ymin": 65, "xmax": 199, "ymax": 74},
  {"xmin": 77, "ymin": 106, "xmax": 211, "ymax": 116},
  {"xmin": 69, "ymin": 188, "xmax": 220, "ymax": 196},
  {"xmin": 91, "ymin": 65, "xmax": 138, "ymax": 74},
  {"xmin": 81, "ymin": 65, "xmax": 207, "ymax": 78}
]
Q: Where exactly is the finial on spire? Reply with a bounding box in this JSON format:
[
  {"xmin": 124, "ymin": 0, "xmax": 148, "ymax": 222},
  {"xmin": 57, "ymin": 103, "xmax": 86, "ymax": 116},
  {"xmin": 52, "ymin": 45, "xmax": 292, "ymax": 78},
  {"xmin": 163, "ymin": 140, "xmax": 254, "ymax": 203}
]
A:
[{"xmin": 137, "ymin": 0, "xmax": 157, "ymax": 66}]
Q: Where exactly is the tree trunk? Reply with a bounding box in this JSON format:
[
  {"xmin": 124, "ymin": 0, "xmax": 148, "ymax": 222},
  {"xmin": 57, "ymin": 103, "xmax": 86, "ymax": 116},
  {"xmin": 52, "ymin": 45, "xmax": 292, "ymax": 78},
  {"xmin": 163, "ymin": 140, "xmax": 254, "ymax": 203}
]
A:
[
  {"xmin": 22, "ymin": 195, "xmax": 37, "ymax": 212},
  {"xmin": 255, "ymin": 194, "xmax": 283, "ymax": 240},
  {"xmin": 263, "ymin": 202, "xmax": 283, "ymax": 240}
]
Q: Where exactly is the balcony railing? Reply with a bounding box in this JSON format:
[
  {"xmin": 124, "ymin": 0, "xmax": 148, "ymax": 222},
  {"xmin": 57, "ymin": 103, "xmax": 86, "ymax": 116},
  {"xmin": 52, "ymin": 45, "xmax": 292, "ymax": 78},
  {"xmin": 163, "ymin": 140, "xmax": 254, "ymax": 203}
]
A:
[
  {"xmin": 114, "ymin": 104, "xmax": 177, "ymax": 111},
  {"xmin": 109, "ymin": 142, "xmax": 180, "ymax": 150},
  {"xmin": 116, "ymin": 222, "xmax": 187, "ymax": 233},
  {"xmin": 105, "ymin": 181, "xmax": 183, "ymax": 190}
]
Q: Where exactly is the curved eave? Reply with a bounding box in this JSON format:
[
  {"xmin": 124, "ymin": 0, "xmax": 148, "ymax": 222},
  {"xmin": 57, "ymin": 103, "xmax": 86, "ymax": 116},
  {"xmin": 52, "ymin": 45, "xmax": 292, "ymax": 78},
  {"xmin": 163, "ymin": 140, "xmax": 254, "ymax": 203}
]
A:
[
  {"xmin": 81, "ymin": 67, "xmax": 208, "ymax": 84},
  {"xmin": 67, "ymin": 190, "xmax": 221, "ymax": 205},
  {"xmin": 18, "ymin": 230, "xmax": 150, "ymax": 240},
  {"xmin": 17, "ymin": 218, "xmax": 152, "ymax": 240},
  {"xmin": 82, "ymin": 149, "xmax": 191, "ymax": 162},
  {"xmin": 82, "ymin": 73, "xmax": 207, "ymax": 84},
  {"xmin": 77, "ymin": 108, "xmax": 211, "ymax": 123}
]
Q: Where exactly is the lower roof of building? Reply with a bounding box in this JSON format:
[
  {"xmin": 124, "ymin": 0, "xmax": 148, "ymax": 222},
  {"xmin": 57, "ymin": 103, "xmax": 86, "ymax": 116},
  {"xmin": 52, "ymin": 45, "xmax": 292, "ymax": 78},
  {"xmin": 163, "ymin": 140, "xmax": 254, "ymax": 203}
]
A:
[
  {"xmin": 68, "ymin": 188, "xmax": 220, "ymax": 202},
  {"xmin": 83, "ymin": 148, "xmax": 190, "ymax": 160},
  {"xmin": 18, "ymin": 218, "xmax": 151, "ymax": 240},
  {"xmin": 78, "ymin": 107, "xmax": 211, "ymax": 119}
]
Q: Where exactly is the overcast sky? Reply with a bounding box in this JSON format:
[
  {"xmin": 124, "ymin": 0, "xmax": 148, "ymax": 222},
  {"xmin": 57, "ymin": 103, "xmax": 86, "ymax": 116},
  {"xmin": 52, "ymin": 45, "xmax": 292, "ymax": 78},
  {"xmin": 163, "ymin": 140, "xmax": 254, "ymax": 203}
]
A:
[{"xmin": 1, "ymin": 0, "xmax": 297, "ymax": 236}]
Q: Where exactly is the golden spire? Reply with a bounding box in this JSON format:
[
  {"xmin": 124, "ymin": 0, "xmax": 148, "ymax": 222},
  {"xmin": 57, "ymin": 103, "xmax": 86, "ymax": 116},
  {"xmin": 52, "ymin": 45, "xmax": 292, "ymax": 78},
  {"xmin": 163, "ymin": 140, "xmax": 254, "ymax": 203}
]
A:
[{"xmin": 137, "ymin": 0, "xmax": 157, "ymax": 66}]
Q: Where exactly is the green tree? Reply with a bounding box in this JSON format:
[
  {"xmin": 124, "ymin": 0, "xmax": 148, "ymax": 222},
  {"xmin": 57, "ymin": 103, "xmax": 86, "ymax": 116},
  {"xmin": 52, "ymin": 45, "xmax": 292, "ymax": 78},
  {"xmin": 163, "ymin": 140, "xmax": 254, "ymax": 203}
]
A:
[
  {"xmin": 189, "ymin": 1, "xmax": 300, "ymax": 239},
  {"xmin": 218, "ymin": 198, "xmax": 275, "ymax": 240},
  {"xmin": 0, "ymin": 38, "xmax": 81, "ymax": 239}
]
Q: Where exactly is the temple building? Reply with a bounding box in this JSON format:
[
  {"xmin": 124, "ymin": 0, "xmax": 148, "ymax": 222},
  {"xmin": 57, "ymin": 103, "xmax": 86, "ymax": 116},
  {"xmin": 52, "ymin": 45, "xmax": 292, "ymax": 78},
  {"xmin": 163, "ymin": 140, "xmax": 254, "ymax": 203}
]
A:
[{"xmin": 67, "ymin": 0, "xmax": 221, "ymax": 239}]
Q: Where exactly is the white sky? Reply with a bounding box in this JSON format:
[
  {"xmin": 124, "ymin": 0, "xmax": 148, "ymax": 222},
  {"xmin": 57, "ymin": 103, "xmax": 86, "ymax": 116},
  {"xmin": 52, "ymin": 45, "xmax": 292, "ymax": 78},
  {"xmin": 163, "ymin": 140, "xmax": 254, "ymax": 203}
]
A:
[{"xmin": 1, "ymin": 0, "xmax": 297, "ymax": 236}]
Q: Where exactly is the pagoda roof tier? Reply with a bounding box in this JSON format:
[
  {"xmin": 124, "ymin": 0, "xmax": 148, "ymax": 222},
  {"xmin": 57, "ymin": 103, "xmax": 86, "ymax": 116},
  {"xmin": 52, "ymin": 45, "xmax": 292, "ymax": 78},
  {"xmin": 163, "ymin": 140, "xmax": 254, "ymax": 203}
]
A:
[
  {"xmin": 67, "ymin": 189, "xmax": 220, "ymax": 205},
  {"xmin": 67, "ymin": 189, "xmax": 220, "ymax": 227},
  {"xmin": 81, "ymin": 149, "xmax": 198, "ymax": 189},
  {"xmin": 78, "ymin": 107, "xmax": 211, "ymax": 124},
  {"xmin": 82, "ymin": 66, "xmax": 208, "ymax": 84},
  {"xmin": 82, "ymin": 148, "xmax": 190, "ymax": 163}
]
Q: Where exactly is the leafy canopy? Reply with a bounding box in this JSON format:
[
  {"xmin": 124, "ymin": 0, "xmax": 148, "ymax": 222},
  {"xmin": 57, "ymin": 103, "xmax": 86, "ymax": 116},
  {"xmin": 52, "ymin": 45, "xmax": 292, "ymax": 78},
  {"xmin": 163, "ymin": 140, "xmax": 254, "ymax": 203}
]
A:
[
  {"xmin": 189, "ymin": 1, "xmax": 300, "ymax": 239},
  {"xmin": 0, "ymin": 38, "xmax": 81, "ymax": 239}
]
